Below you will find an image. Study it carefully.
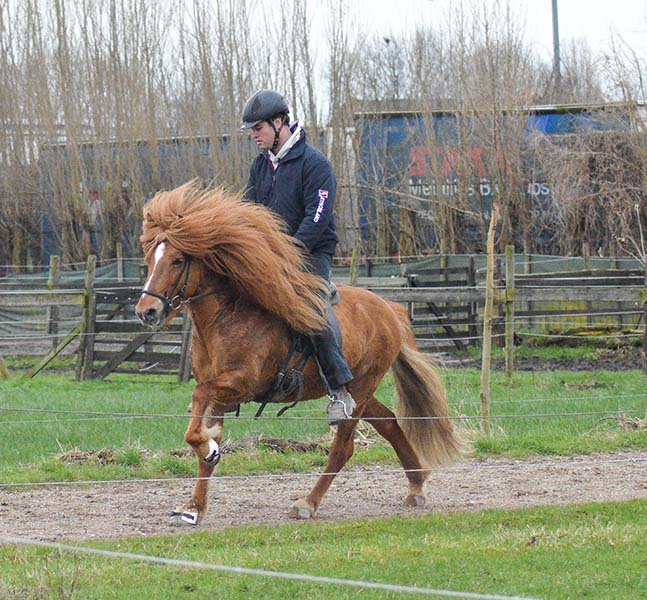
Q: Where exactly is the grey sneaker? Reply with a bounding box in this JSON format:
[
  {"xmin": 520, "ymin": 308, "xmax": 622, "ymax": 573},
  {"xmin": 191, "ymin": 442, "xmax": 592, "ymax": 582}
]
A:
[{"xmin": 326, "ymin": 386, "xmax": 356, "ymax": 425}]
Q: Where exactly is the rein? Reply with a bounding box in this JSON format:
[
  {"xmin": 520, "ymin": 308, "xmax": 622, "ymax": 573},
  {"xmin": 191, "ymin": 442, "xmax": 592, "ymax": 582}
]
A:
[{"xmin": 140, "ymin": 256, "xmax": 218, "ymax": 315}]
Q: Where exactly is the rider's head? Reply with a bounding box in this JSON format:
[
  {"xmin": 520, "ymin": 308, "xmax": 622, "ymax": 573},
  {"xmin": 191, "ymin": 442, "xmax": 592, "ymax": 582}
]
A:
[{"xmin": 241, "ymin": 90, "xmax": 290, "ymax": 152}]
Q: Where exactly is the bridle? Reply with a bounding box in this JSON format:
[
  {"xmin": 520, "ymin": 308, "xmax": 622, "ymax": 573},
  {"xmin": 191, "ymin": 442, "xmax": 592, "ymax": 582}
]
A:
[{"xmin": 140, "ymin": 256, "xmax": 217, "ymax": 316}]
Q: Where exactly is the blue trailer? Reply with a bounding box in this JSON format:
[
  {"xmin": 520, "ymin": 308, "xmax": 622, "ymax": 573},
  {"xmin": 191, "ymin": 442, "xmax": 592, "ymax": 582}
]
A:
[{"xmin": 355, "ymin": 103, "xmax": 634, "ymax": 254}]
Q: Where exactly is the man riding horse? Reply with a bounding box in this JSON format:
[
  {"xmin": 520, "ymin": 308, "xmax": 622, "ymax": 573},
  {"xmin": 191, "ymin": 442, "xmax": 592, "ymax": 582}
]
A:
[{"xmin": 240, "ymin": 89, "xmax": 356, "ymax": 426}]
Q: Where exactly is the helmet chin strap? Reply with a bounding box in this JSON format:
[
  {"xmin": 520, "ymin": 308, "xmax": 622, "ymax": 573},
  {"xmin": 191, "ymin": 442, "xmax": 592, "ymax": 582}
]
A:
[{"xmin": 267, "ymin": 118, "xmax": 284, "ymax": 151}]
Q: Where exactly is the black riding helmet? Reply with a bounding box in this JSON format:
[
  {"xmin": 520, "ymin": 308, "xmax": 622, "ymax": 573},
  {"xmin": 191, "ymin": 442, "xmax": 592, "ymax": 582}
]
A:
[
  {"xmin": 240, "ymin": 90, "xmax": 289, "ymax": 129},
  {"xmin": 241, "ymin": 90, "xmax": 290, "ymax": 151}
]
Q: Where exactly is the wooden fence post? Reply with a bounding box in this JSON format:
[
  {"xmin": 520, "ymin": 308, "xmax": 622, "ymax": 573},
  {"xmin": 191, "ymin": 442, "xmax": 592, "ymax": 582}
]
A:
[
  {"xmin": 116, "ymin": 242, "xmax": 124, "ymax": 283},
  {"xmin": 467, "ymin": 255, "xmax": 477, "ymax": 342},
  {"xmin": 76, "ymin": 255, "xmax": 97, "ymax": 381},
  {"xmin": 348, "ymin": 238, "xmax": 361, "ymax": 287},
  {"xmin": 178, "ymin": 311, "xmax": 193, "ymax": 382},
  {"xmin": 582, "ymin": 242, "xmax": 592, "ymax": 327},
  {"xmin": 480, "ymin": 205, "xmax": 499, "ymax": 436},
  {"xmin": 504, "ymin": 245, "xmax": 515, "ymax": 380},
  {"xmin": 610, "ymin": 240, "xmax": 623, "ymax": 329},
  {"xmin": 46, "ymin": 255, "xmax": 60, "ymax": 350},
  {"xmin": 523, "ymin": 251, "xmax": 532, "ymax": 329}
]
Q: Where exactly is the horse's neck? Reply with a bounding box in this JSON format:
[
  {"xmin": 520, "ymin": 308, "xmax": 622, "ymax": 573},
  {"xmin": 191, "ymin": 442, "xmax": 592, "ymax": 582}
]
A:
[{"xmin": 187, "ymin": 291, "xmax": 291, "ymax": 388}]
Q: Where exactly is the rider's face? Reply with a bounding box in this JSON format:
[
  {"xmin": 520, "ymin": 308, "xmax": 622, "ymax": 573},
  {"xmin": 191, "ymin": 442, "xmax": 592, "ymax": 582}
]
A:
[{"xmin": 250, "ymin": 119, "xmax": 279, "ymax": 151}]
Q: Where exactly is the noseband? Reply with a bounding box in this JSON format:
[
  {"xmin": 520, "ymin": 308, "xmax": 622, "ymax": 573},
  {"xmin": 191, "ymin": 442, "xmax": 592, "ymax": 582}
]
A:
[{"xmin": 140, "ymin": 256, "xmax": 216, "ymax": 316}]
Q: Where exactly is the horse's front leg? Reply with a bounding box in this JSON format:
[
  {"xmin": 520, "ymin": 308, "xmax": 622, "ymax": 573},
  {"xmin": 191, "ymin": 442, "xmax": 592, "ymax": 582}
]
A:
[{"xmin": 170, "ymin": 383, "xmax": 227, "ymax": 526}]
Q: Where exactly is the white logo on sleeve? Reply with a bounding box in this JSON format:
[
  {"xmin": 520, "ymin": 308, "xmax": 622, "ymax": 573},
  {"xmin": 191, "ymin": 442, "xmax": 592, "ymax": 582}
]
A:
[{"xmin": 313, "ymin": 189, "xmax": 329, "ymax": 222}]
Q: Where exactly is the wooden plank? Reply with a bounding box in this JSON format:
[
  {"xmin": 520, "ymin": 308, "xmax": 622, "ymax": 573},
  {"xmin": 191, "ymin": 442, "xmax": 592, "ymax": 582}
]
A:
[
  {"xmin": 334, "ymin": 276, "xmax": 408, "ymax": 287},
  {"xmin": 412, "ymin": 317, "xmax": 475, "ymax": 327},
  {"xmin": 111, "ymin": 367, "xmax": 181, "ymax": 375},
  {"xmin": 515, "ymin": 307, "xmax": 640, "ymax": 318},
  {"xmin": 415, "ymin": 338, "xmax": 465, "ymax": 352},
  {"xmin": 409, "ymin": 277, "xmax": 466, "ymax": 351},
  {"xmin": 94, "ymin": 321, "xmax": 183, "ymax": 334},
  {"xmin": 95, "ymin": 288, "xmax": 142, "ymax": 303},
  {"xmin": 516, "ymin": 268, "xmax": 642, "ymax": 280},
  {"xmin": 372, "ymin": 287, "xmax": 484, "ymax": 303},
  {"xmin": 518, "ymin": 286, "xmax": 644, "ymax": 303},
  {"xmin": 412, "ymin": 305, "xmax": 472, "ymax": 316},
  {"xmin": 409, "ymin": 280, "xmax": 469, "ymax": 288},
  {"xmin": 516, "ymin": 276, "xmax": 643, "ymax": 287},
  {"xmin": 94, "ymin": 338, "xmax": 182, "ymax": 347},
  {"xmin": 25, "ymin": 323, "xmax": 82, "ymax": 378},
  {"xmin": 93, "ymin": 332, "xmax": 156, "ymax": 379},
  {"xmin": 93, "ymin": 349, "xmax": 179, "ymax": 364},
  {"xmin": 406, "ymin": 266, "xmax": 471, "ymax": 276},
  {"xmin": 0, "ymin": 291, "xmax": 84, "ymax": 307}
]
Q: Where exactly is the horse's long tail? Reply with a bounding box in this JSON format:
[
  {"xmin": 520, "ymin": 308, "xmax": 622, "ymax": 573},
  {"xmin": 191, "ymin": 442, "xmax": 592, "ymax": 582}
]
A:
[{"xmin": 390, "ymin": 304, "xmax": 464, "ymax": 468}]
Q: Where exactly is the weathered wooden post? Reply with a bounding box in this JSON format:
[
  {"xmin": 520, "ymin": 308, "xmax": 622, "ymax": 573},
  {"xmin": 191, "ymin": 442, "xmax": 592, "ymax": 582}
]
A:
[
  {"xmin": 480, "ymin": 205, "xmax": 499, "ymax": 435},
  {"xmin": 610, "ymin": 239, "xmax": 623, "ymax": 330},
  {"xmin": 348, "ymin": 237, "xmax": 361, "ymax": 287},
  {"xmin": 46, "ymin": 255, "xmax": 60, "ymax": 350},
  {"xmin": 523, "ymin": 250, "xmax": 532, "ymax": 329},
  {"xmin": 504, "ymin": 245, "xmax": 515, "ymax": 380},
  {"xmin": 116, "ymin": 242, "xmax": 124, "ymax": 283},
  {"xmin": 76, "ymin": 255, "xmax": 97, "ymax": 381},
  {"xmin": 467, "ymin": 255, "xmax": 477, "ymax": 343},
  {"xmin": 178, "ymin": 311, "xmax": 193, "ymax": 383},
  {"xmin": 583, "ymin": 242, "xmax": 592, "ymax": 327}
]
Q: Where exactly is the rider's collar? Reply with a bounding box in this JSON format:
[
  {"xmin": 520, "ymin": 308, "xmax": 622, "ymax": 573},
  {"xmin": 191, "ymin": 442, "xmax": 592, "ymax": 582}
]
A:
[{"xmin": 268, "ymin": 122, "xmax": 302, "ymax": 170}]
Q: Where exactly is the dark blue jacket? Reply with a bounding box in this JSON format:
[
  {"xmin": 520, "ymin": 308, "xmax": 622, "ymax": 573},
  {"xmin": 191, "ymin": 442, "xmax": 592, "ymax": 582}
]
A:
[{"xmin": 243, "ymin": 130, "xmax": 338, "ymax": 256}]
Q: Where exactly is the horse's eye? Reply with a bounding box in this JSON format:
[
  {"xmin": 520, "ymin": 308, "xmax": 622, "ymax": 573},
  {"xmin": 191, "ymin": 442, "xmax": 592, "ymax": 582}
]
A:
[{"xmin": 172, "ymin": 258, "xmax": 184, "ymax": 267}]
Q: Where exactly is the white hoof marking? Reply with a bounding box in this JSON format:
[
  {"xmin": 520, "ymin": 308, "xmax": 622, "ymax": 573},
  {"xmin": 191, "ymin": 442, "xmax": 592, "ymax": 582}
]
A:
[
  {"xmin": 170, "ymin": 510, "xmax": 198, "ymax": 526},
  {"xmin": 204, "ymin": 438, "xmax": 220, "ymax": 465}
]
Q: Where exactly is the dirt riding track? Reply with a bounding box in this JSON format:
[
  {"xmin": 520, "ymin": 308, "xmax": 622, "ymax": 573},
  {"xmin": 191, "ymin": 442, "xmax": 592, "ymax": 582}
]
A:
[{"xmin": 1, "ymin": 450, "xmax": 646, "ymax": 543}]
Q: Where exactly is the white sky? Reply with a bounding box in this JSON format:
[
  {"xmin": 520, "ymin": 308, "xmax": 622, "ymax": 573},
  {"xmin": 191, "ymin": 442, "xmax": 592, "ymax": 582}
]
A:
[{"xmin": 340, "ymin": 0, "xmax": 647, "ymax": 62}]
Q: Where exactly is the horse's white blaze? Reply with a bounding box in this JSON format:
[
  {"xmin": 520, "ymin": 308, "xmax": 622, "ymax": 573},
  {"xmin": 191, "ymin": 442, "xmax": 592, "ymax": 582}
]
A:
[{"xmin": 142, "ymin": 242, "xmax": 166, "ymax": 294}]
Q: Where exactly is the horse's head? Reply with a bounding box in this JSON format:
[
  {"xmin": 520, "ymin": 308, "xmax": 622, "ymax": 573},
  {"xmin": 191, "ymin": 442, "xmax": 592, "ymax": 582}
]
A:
[{"xmin": 135, "ymin": 241, "xmax": 206, "ymax": 328}]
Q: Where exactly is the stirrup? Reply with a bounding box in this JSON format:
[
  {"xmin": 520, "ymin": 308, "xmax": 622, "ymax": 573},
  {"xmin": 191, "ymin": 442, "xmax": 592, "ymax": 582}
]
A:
[{"xmin": 326, "ymin": 389, "xmax": 356, "ymax": 425}]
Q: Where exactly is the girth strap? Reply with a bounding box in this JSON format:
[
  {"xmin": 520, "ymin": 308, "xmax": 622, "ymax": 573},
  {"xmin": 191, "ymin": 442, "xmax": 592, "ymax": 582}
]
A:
[{"xmin": 254, "ymin": 334, "xmax": 312, "ymax": 418}]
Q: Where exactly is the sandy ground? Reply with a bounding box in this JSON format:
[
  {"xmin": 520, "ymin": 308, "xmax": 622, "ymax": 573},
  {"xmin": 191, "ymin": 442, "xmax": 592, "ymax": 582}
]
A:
[{"xmin": 1, "ymin": 450, "xmax": 646, "ymax": 543}]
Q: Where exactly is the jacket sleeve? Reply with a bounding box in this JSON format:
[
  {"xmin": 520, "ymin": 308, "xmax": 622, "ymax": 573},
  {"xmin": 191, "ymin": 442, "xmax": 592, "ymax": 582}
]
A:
[
  {"xmin": 243, "ymin": 161, "xmax": 257, "ymax": 201},
  {"xmin": 293, "ymin": 154, "xmax": 337, "ymax": 252}
]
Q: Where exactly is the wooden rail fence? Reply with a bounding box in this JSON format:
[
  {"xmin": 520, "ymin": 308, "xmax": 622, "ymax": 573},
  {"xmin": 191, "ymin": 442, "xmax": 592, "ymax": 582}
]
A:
[{"xmin": 1, "ymin": 251, "xmax": 646, "ymax": 380}]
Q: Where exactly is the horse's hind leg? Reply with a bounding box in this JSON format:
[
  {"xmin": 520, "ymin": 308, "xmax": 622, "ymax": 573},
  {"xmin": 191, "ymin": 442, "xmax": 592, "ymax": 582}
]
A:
[
  {"xmin": 362, "ymin": 395, "xmax": 429, "ymax": 507},
  {"xmin": 290, "ymin": 418, "xmax": 358, "ymax": 519}
]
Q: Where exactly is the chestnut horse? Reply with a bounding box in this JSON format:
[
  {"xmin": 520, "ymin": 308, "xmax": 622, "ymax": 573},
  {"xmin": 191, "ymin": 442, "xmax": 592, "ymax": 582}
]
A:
[{"xmin": 135, "ymin": 181, "xmax": 462, "ymax": 526}]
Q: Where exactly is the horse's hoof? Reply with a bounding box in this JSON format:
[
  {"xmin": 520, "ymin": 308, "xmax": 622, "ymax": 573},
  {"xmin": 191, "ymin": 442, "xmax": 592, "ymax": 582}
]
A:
[
  {"xmin": 169, "ymin": 509, "xmax": 199, "ymax": 526},
  {"xmin": 203, "ymin": 439, "xmax": 220, "ymax": 466},
  {"xmin": 404, "ymin": 494, "xmax": 426, "ymax": 508},
  {"xmin": 290, "ymin": 506, "xmax": 313, "ymax": 519},
  {"xmin": 290, "ymin": 499, "xmax": 315, "ymax": 519}
]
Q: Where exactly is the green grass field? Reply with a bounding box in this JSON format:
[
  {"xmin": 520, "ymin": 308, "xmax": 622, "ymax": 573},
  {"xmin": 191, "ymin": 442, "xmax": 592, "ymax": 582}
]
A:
[
  {"xmin": 1, "ymin": 357, "xmax": 646, "ymax": 599},
  {"xmin": 0, "ymin": 364, "xmax": 646, "ymax": 483},
  {"xmin": 2, "ymin": 500, "xmax": 647, "ymax": 599}
]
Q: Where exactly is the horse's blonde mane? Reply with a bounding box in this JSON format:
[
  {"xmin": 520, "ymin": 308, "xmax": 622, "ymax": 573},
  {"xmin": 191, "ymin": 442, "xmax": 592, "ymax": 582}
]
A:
[{"xmin": 141, "ymin": 180, "xmax": 328, "ymax": 333}]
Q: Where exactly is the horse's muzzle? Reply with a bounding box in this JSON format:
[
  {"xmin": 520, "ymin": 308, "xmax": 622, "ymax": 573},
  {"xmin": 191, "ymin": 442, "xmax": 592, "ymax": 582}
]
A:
[{"xmin": 135, "ymin": 297, "xmax": 166, "ymax": 328}]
